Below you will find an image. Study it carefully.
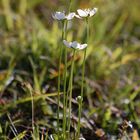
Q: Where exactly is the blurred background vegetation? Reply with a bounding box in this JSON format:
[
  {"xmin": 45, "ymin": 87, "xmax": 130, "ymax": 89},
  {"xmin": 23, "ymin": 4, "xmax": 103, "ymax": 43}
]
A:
[{"xmin": 0, "ymin": 0, "xmax": 140, "ymax": 139}]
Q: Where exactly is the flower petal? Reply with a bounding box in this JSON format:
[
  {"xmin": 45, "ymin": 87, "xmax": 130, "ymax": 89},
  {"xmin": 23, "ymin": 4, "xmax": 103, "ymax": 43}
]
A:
[
  {"xmin": 71, "ymin": 41, "xmax": 79, "ymax": 49},
  {"xmin": 77, "ymin": 9, "xmax": 88, "ymax": 17},
  {"xmin": 79, "ymin": 44, "xmax": 87, "ymax": 50},
  {"xmin": 66, "ymin": 12, "xmax": 75, "ymax": 20},
  {"xmin": 63, "ymin": 40, "xmax": 71, "ymax": 48},
  {"xmin": 52, "ymin": 12, "xmax": 66, "ymax": 20},
  {"xmin": 75, "ymin": 14, "xmax": 82, "ymax": 19},
  {"xmin": 90, "ymin": 8, "xmax": 98, "ymax": 17}
]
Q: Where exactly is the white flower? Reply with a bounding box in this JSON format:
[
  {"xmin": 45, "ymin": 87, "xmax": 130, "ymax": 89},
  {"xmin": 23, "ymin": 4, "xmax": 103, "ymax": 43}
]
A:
[
  {"xmin": 52, "ymin": 11, "xmax": 75, "ymax": 20},
  {"xmin": 76, "ymin": 8, "xmax": 98, "ymax": 18},
  {"xmin": 63, "ymin": 40, "xmax": 87, "ymax": 50}
]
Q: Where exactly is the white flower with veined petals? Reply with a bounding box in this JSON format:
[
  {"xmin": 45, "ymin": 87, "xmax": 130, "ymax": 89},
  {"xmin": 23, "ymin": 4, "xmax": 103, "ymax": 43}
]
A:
[
  {"xmin": 63, "ymin": 40, "xmax": 87, "ymax": 50},
  {"xmin": 76, "ymin": 8, "xmax": 98, "ymax": 18},
  {"xmin": 52, "ymin": 11, "xmax": 75, "ymax": 20}
]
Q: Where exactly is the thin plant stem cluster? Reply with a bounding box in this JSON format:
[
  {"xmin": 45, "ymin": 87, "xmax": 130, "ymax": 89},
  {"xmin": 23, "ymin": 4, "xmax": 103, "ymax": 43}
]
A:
[{"xmin": 52, "ymin": 2, "xmax": 98, "ymax": 139}]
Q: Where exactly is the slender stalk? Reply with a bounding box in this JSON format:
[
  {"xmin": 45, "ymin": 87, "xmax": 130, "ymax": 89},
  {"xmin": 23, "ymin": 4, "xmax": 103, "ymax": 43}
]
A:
[
  {"xmin": 57, "ymin": 21, "xmax": 65, "ymax": 133},
  {"xmin": 68, "ymin": 49, "xmax": 76, "ymax": 133},
  {"xmin": 62, "ymin": 31, "xmax": 67, "ymax": 138},
  {"xmin": 63, "ymin": 0, "xmax": 73, "ymax": 137},
  {"xmin": 77, "ymin": 17, "xmax": 89, "ymax": 138}
]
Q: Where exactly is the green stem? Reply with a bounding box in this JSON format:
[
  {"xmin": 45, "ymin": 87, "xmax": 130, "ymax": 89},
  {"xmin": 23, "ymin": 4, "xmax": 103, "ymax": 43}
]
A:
[
  {"xmin": 77, "ymin": 17, "xmax": 89, "ymax": 138},
  {"xmin": 57, "ymin": 21, "xmax": 65, "ymax": 133},
  {"xmin": 68, "ymin": 49, "xmax": 76, "ymax": 133},
  {"xmin": 62, "ymin": 22, "xmax": 67, "ymax": 138},
  {"xmin": 63, "ymin": 0, "xmax": 73, "ymax": 137}
]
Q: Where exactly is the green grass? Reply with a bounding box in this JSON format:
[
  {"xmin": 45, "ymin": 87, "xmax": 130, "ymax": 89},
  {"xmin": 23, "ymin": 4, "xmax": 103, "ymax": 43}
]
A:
[{"xmin": 0, "ymin": 0, "xmax": 140, "ymax": 139}]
